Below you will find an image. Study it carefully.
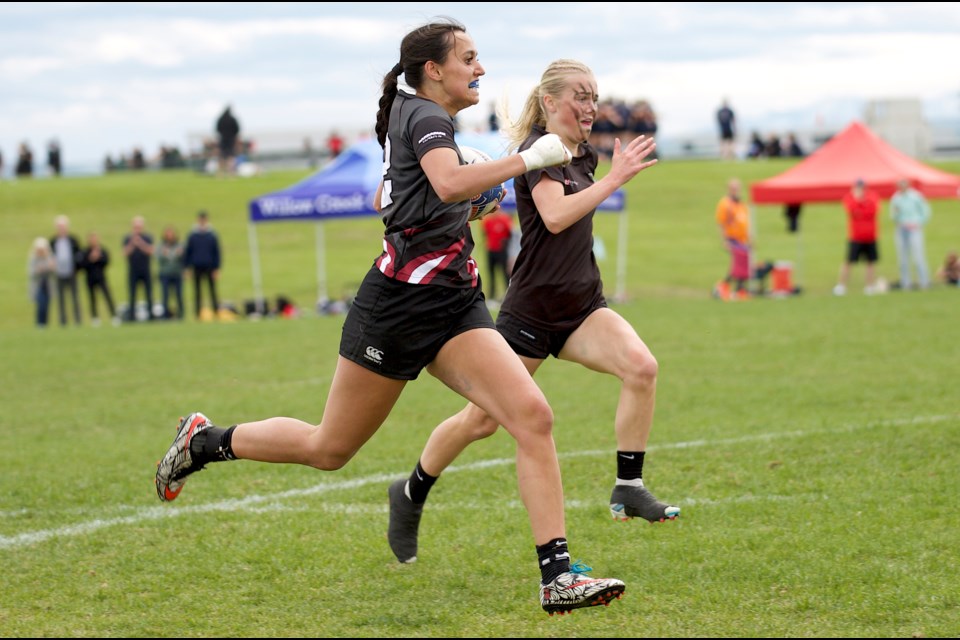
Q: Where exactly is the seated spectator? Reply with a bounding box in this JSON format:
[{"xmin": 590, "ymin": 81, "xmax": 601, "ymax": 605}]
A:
[
  {"xmin": 16, "ymin": 142, "xmax": 33, "ymax": 177},
  {"xmin": 936, "ymin": 250, "xmax": 960, "ymax": 286},
  {"xmin": 747, "ymin": 132, "xmax": 765, "ymax": 159},
  {"xmin": 765, "ymin": 134, "xmax": 782, "ymax": 158},
  {"xmin": 786, "ymin": 133, "xmax": 804, "ymax": 157}
]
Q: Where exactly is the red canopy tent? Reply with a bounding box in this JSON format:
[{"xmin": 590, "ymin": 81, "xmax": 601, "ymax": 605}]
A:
[
  {"xmin": 751, "ymin": 121, "xmax": 960, "ymax": 204},
  {"xmin": 747, "ymin": 121, "xmax": 960, "ymax": 294}
]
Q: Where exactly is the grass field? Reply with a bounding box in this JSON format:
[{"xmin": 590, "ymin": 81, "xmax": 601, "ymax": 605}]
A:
[{"xmin": 1, "ymin": 157, "xmax": 959, "ymax": 637}]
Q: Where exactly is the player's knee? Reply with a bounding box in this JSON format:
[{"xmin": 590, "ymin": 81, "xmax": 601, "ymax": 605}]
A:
[
  {"xmin": 304, "ymin": 446, "xmax": 354, "ymax": 471},
  {"xmin": 623, "ymin": 348, "xmax": 658, "ymax": 391},
  {"xmin": 518, "ymin": 396, "xmax": 554, "ymax": 438},
  {"xmin": 454, "ymin": 404, "xmax": 498, "ymax": 440}
]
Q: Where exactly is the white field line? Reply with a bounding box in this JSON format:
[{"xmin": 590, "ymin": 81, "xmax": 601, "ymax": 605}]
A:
[
  {"xmin": 0, "ymin": 414, "xmax": 953, "ymax": 551},
  {"xmin": 225, "ymin": 493, "xmax": 822, "ymax": 516}
]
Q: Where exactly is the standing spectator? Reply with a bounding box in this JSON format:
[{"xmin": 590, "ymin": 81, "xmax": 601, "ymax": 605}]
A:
[
  {"xmin": 184, "ymin": 210, "xmax": 221, "ymax": 318},
  {"xmin": 157, "ymin": 225, "xmax": 186, "ymax": 319},
  {"xmin": 28, "ymin": 237, "xmax": 56, "ymax": 328},
  {"xmin": 834, "ymin": 179, "xmax": 881, "ymax": 296},
  {"xmin": 215, "ymin": 105, "xmax": 240, "ymax": 176},
  {"xmin": 487, "ymin": 101, "xmax": 499, "ymax": 132},
  {"xmin": 16, "ymin": 142, "xmax": 33, "ymax": 177},
  {"xmin": 716, "ymin": 99, "xmax": 736, "ymax": 160},
  {"xmin": 326, "ymin": 131, "xmax": 344, "ymax": 159},
  {"xmin": 123, "ymin": 216, "xmax": 155, "ymax": 320},
  {"xmin": 714, "ymin": 178, "xmax": 751, "ymax": 300},
  {"xmin": 79, "ymin": 231, "xmax": 118, "ymax": 326},
  {"xmin": 890, "ymin": 178, "xmax": 931, "ymax": 290},
  {"xmin": 480, "ymin": 208, "xmax": 513, "ymax": 302},
  {"xmin": 47, "ymin": 139, "xmax": 62, "ymax": 176},
  {"xmin": 49, "ymin": 215, "xmax": 83, "ymax": 326},
  {"xmin": 0, "ymin": 146, "xmax": 4, "ymax": 177}
]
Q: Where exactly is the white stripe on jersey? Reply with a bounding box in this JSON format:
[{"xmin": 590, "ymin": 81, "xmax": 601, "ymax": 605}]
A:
[
  {"xmin": 408, "ymin": 254, "xmax": 447, "ymax": 284},
  {"xmin": 377, "ymin": 239, "xmax": 392, "ymax": 276}
]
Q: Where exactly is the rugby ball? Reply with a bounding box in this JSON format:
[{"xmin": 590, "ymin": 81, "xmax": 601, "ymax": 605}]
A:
[{"xmin": 459, "ymin": 145, "xmax": 506, "ymax": 221}]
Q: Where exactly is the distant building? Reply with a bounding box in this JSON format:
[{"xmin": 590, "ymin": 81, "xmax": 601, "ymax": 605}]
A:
[{"xmin": 864, "ymin": 98, "xmax": 931, "ymax": 158}]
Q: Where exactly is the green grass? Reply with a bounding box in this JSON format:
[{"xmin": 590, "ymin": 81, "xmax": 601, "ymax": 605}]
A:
[{"xmin": 1, "ymin": 160, "xmax": 959, "ymax": 637}]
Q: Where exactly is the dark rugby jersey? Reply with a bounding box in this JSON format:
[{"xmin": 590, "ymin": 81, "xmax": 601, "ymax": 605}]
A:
[
  {"xmin": 376, "ymin": 90, "xmax": 478, "ymax": 287},
  {"xmin": 501, "ymin": 125, "xmax": 604, "ymax": 329}
]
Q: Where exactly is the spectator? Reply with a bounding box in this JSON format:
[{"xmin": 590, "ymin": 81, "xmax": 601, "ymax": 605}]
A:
[
  {"xmin": 629, "ymin": 100, "xmax": 658, "ymax": 160},
  {"xmin": 215, "ymin": 105, "xmax": 241, "ymax": 176},
  {"xmin": 15, "ymin": 142, "xmax": 33, "ymax": 177},
  {"xmin": 784, "ymin": 203, "xmax": 802, "ymax": 233},
  {"xmin": 79, "ymin": 231, "xmax": 118, "ymax": 326},
  {"xmin": 130, "ymin": 147, "xmax": 146, "ymax": 170},
  {"xmin": 765, "ymin": 133, "xmax": 782, "ymax": 158},
  {"xmin": 487, "ymin": 101, "xmax": 499, "ymax": 132},
  {"xmin": 47, "ymin": 139, "xmax": 62, "ymax": 176},
  {"xmin": 786, "ymin": 133, "xmax": 804, "ymax": 157},
  {"xmin": 184, "ymin": 210, "xmax": 221, "ymax": 318},
  {"xmin": 326, "ymin": 131, "xmax": 344, "ymax": 159},
  {"xmin": 834, "ymin": 179, "xmax": 881, "ymax": 296},
  {"xmin": 28, "ymin": 237, "xmax": 56, "ymax": 328},
  {"xmin": 714, "ymin": 178, "xmax": 751, "ymax": 300},
  {"xmin": 49, "ymin": 215, "xmax": 83, "ymax": 326},
  {"xmin": 303, "ymin": 137, "xmax": 317, "ymax": 169},
  {"xmin": 157, "ymin": 225, "xmax": 186, "ymax": 319},
  {"xmin": 936, "ymin": 250, "xmax": 959, "ymax": 286},
  {"xmin": 0, "ymin": 146, "xmax": 4, "ymax": 177},
  {"xmin": 480, "ymin": 208, "xmax": 513, "ymax": 302},
  {"xmin": 889, "ymin": 178, "xmax": 931, "ymax": 290},
  {"xmin": 123, "ymin": 215, "xmax": 155, "ymax": 320},
  {"xmin": 747, "ymin": 131, "xmax": 765, "ymax": 159},
  {"xmin": 716, "ymin": 99, "xmax": 736, "ymax": 160}
]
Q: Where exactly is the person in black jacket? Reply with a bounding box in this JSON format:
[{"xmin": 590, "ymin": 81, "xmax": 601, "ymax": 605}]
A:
[
  {"xmin": 49, "ymin": 215, "xmax": 82, "ymax": 326},
  {"xmin": 80, "ymin": 232, "xmax": 117, "ymax": 326},
  {"xmin": 123, "ymin": 215, "xmax": 155, "ymax": 321},
  {"xmin": 215, "ymin": 105, "xmax": 240, "ymax": 176},
  {"xmin": 184, "ymin": 210, "xmax": 221, "ymax": 318}
]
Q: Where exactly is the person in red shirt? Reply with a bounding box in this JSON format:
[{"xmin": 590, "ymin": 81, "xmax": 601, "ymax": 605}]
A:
[
  {"xmin": 480, "ymin": 209, "xmax": 513, "ymax": 301},
  {"xmin": 834, "ymin": 178, "xmax": 880, "ymax": 295}
]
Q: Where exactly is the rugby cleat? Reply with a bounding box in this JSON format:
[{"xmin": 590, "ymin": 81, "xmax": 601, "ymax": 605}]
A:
[
  {"xmin": 540, "ymin": 562, "xmax": 625, "ymax": 615},
  {"xmin": 610, "ymin": 483, "xmax": 680, "ymax": 523},
  {"xmin": 155, "ymin": 412, "xmax": 213, "ymax": 502},
  {"xmin": 387, "ymin": 479, "xmax": 423, "ymax": 563}
]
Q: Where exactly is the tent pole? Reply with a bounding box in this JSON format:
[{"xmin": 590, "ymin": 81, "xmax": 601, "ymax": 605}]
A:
[
  {"xmin": 796, "ymin": 227, "xmax": 804, "ymax": 289},
  {"xmin": 615, "ymin": 209, "xmax": 628, "ymax": 302},
  {"xmin": 248, "ymin": 223, "xmax": 265, "ymax": 314},
  {"xmin": 316, "ymin": 222, "xmax": 328, "ymax": 304}
]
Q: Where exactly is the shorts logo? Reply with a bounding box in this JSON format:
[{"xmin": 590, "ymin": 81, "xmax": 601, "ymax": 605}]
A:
[
  {"xmin": 364, "ymin": 346, "xmax": 384, "ymax": 363},
  {"xmin": 519, "ymin": 329, "xmax": 536, "ymax": 341}
]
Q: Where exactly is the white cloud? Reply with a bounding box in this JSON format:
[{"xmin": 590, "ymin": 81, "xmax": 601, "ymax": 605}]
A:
[{"xmin": 2, "ymin": 3, "xmax": 959, "ymax": 168}]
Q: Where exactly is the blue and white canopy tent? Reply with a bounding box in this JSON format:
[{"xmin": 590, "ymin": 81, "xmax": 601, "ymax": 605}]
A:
[{"xmin": 247, "ymin": 133, "xmax": 628, "ymax": 309}]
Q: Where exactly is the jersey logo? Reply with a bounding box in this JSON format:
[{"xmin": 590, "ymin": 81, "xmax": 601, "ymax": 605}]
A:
[{"xmin": 418, "ymin": 131, "xmax": 448, "ymax": 145}]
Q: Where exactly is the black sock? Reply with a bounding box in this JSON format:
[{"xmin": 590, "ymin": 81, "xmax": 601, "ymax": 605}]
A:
[
  {"xmin": 536, "ymin": 537, "xmax": 571, "ymax": 584},
  {"xmin": 617, "ymin": 450, "xmax": 645, "ymax": 481},
  {"xmin": 189, "ymin": 425, "xmax": 237, "ymax": 464},
  {"xmin": 406, "ymin": 460, "xmax": 437, "ymax": 504}
]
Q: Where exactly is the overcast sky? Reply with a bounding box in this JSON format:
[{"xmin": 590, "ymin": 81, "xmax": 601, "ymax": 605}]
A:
[{"xmin": 2, "ymin": 2, "xmax": 959, "ymax": 170}]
